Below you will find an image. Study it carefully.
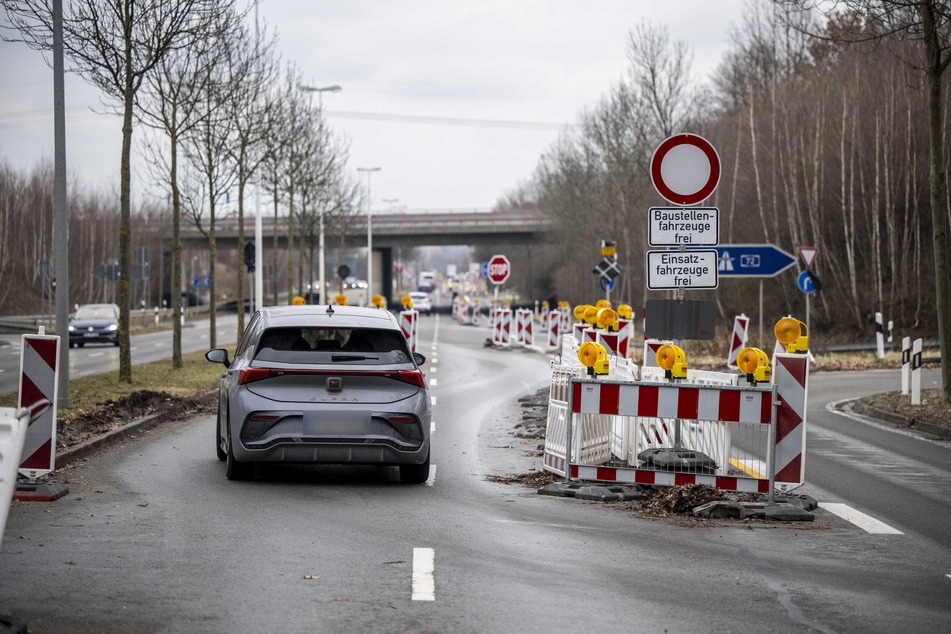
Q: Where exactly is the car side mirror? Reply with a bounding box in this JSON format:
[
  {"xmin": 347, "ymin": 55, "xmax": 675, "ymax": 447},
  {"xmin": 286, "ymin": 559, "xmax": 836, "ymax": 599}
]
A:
[
  {"xmin": 205, "ymin": 348, "xmax": 231, "ymax": 367},
  {"xmin": 413, "ymin": 352, "xmax": 426, "ymax": 367}
]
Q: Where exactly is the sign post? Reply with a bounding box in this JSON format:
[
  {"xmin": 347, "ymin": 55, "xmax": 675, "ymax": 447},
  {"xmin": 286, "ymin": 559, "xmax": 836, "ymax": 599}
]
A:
[{"xmin": 797, "ymin": 246, "xmax": 820, "ymax": 337}]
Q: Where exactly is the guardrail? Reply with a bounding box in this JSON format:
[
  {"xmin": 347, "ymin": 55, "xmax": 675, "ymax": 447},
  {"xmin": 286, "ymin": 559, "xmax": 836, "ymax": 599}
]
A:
[{"xmin": 1, "ymin": 400, "xmax": 50, "ymax": 548}]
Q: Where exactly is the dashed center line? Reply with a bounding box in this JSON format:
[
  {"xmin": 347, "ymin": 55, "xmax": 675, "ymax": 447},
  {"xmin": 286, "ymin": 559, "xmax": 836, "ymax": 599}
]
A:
[
  {"xmin": 818, "ymin": 503, "xmax": 903, "ymax": 534},
  {"xmin": 412, "ymin": 547, "xmax": 435, "ymax": 601},
  {"xmin": 429, "ymin": 378, "xmax": 437, "ymax": 387},
  {"xmin": 430, "ymin": 396, "xmax": 437, "ymax": 406},
  {"xmin": 88, "ymin": 352, "xmax": 104, "ymax": 358}
]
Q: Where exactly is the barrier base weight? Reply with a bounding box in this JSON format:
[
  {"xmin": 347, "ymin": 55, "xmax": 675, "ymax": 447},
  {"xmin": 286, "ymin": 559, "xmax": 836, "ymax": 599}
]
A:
[{"xmin": 14, "ymin": 479, "xmax": 69, "ymax": 501}]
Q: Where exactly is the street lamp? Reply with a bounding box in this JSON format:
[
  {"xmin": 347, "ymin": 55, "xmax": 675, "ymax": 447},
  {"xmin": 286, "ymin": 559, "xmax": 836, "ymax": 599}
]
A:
[
  {"xmin": 357, "ymin": 167, "xmax": 381, "ymax": 306},
  {"xmin": 300, "ymin": 84, "xmax": 342, "ymax": 110},
  {"xmin": 300, "ymin": 84, "xmax": 342, "ymax": 303}
]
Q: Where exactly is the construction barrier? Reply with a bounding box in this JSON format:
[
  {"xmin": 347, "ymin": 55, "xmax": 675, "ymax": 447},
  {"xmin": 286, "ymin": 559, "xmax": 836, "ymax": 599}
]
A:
[
  {"xmin": 727, "ymin": 314, "xmax": 749, "ymax": 369},
  {"xmin": 1, "ymin": 407, "xmax": 30, "ymax": 548},
  {"xmin": 545, "ymin": 331, "xmax": 810, "ymax": 495},
  {"xmin": 546, "ymin": 309, "xmax": 563, "ymax": 351},
  {"xmin": 399, "ymin": 309, "xmax": 418, "ymax": 353},
  {"xmin": 492, "ymin": 307, "xmax": 512, "ymax": 347},
  {"xmin": 18, "ymin": 332, "xmax": 60, "ymax": 479},
  {"xmin": 642, "ymin": 339, "xmax": 672, "ymax": 367},
  {"xmin": 515, "ymin": 308, "xmax": 534, "ymax": 348}
]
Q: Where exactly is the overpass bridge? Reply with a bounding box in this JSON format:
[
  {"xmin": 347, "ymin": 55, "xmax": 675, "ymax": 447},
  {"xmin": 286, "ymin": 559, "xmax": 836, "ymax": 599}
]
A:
[{"xmin": 150, "ymin": 207, "xmax": 550, "ymax": 304}]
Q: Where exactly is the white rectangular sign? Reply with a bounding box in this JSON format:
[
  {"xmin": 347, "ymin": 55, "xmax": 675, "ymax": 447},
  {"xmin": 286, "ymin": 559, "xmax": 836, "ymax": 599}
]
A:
[
  {"xmin": 647, "ymin": 250, "xmax": 719, "ymax": 290},
  {"xmin": 648, "ymin": 207, "xmax": 719, "ymax": 246}
]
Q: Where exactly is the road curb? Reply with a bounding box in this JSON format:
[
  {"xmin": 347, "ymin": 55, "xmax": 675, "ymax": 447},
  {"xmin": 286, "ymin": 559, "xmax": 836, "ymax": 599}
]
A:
[
  {"xmin": 56, "ymin": 390, "xmax": 217, "ymax": 468},
  {"xmin": 850, "ymin": 399, "xmax": 951, "ymax": 440}
]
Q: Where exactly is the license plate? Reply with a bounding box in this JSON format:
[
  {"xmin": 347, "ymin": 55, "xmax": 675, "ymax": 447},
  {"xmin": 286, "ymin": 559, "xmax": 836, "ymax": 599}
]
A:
[{"xmin": 83, "ymin": 333, "xmax": 100, "ymax": 338}]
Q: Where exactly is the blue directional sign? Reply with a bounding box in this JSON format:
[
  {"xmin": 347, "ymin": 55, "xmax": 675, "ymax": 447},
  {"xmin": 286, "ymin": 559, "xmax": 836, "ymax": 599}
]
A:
[
  {"xmin": 193, "ymin": 275, "xmax": 200, "ymax": 288},
  {"xmin": 673, "ymin": 244, "xmax": 796, "ymax": 278},
  {"xmin": 798, "ymin": 270, "xmax": 817, "ymax": 294},
  {"xmin": 481, "ymin": 262, "xmax": 488, "ymax": 278},
  {"xmin": 600, "ymin": 276, "xmax": 617, "ymax": 292}
]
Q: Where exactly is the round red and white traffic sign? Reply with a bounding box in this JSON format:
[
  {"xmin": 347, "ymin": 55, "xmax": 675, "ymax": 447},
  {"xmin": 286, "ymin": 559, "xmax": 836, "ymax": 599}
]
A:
[
  {"xmin": 487, "ymin": 254, "xmax": 511, "ymax": 285},
  {"xmin": 650, "ymin": 133, "xmax": 720, "ymax": 206}
]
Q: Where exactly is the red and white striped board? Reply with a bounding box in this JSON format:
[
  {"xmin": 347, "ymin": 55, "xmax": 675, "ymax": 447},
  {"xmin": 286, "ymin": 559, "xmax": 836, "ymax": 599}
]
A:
[
  {"xmin": 597, "ymin": 332, "xmax": 621, "ymax": 357},
  {"xmin": 17, "ymin": 334, "xmax": 60, "ymax": 478},
  {"xmin": 616, "ymin": 318, "xmax": 632, "ymax": 359},
  {"xmin": 727, "ymin": 314, "xmax": 750, "ymax": 369},
  {"xmin": 571, "ymin": 380, "xmax": 773, "ymax": 424},
  {"xmin": 399, "ymin": 310, "xmax": 418, "ymax": 352},
  {"xmin": 493, "ymin": 307, "xmax": 512, "ymax": 346},
  {"xmin": 573, "ymin": 323, "xmax": 587, "ymax": 342},
  {"xmin": 515, "ymin": 308, "xmax": 533, "ymax": 347},
  {"xmin": 560, "ymin": 310, "xmax": 571, "ymax": 340},
  {"xmin": 773, "ymin": 353, "xmax": 808, "ymax": 488},
  {"xmin": 642, "ymin": 339, "xmax": 673, "ymax": 368},
  {"xmin": 569, "ymin": 464, "xmax": 769, "ymax": 494},
  {"xmin": 581, "ymin": 328, "xmax": 598, "ymax": 345},
  {"xmin": 546, "ymin": 309, "xmax": 562, "ymax": 350}
]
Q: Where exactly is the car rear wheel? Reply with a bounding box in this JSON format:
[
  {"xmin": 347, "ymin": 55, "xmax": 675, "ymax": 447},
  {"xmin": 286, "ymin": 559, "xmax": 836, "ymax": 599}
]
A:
[
  {"xmin": 399, "ymin": 451, "xmax": 431, "ymax": 484},
  {"xmin": 225, "ymin": 424, "xmax": 254, "ymax": 481}
]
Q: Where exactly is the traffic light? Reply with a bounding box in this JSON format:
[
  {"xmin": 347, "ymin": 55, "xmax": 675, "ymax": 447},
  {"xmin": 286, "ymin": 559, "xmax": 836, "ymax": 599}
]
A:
[{"xmin": 244, "ymin": 240, "xmax": 255, "ymax": 273}]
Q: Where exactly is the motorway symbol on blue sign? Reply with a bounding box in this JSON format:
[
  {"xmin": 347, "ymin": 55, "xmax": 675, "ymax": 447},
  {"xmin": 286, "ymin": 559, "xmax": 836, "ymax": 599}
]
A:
[
  {"xmin": 672, "ymin": 244, "xmax": 796, "ymax": 277},
  {"xmin": 601, "ymin": 276, "xmax": 617, "ymax": 292},
  {"xmin": 193, "ymin": 275, "xmax": 200, "ymax": 288},
  {"xmin": 798, "ymin": 270, "xmax": 817, "ymax": 294}
]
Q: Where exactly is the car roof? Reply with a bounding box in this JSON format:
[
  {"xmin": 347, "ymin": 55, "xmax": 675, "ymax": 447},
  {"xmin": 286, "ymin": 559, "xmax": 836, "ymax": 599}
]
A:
[
  {"xmin": 77, "ymin": 303, "xmax": 119, "ymax": 311},
  {"xmin": 256, "ymin": 304, "xmax": 401, "ymax": 329}
]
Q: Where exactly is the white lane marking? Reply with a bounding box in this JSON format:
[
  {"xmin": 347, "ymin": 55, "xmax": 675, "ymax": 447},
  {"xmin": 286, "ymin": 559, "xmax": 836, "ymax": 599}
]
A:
[
  {"xmin": 818, "ymin": 503, "xmax": 904, "ymax": 534},
  {"xmin": 424, "ymin": 464, "xmax": 436, "ymax": 487},
  {"xmin": 429, "ymin": 378, "xmax": 437, "ymax": 387},
  {"xmin": 430, "ymin": 421, "xmax": 436, "ymax": 434},
  {"xmin": 154, "ymin": 342, "xmax": 165, "ymax": 348},
  {"xmin": 430, "ymin": 366, "xmax": 438, "ymax": 373},
  {"xmin": 431, "ymin": 396, "xmax": 437, "ymax": 406},
  {"xmin": 0, "ymin": 368, "xmax": 5, "ymax": 373},
  {"xmin": 89, "ymin": 352, "xmax": 104, "ymax": 358},
  {"xmin": 412, "ymin": 547, "xmax": 435, "ymax": 600}
]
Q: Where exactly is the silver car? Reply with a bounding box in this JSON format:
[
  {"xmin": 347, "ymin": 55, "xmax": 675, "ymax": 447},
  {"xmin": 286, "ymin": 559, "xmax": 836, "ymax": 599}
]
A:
[{"xmin": 205, "ymin": 305, "xmax": 431, "ymax": 482}]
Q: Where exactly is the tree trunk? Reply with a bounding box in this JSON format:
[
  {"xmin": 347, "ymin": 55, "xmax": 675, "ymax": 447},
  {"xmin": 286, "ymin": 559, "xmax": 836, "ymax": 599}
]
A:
[
  {"xmin": 118, "ymin": 54, "xmax": 134, "ymax": 383},
  {"xmin": 171, "ymin": 108, "xmax": 182, "ymax": 369}
]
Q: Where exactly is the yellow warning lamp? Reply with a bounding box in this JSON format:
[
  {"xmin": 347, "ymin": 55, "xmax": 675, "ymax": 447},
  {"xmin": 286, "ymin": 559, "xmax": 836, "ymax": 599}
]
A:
[
  {"xmin": 559, "ymin": 301, "xmax": 571, "ymax": 310},
  {"xmin": 595, "ymin": 299, "xmax": 612, "ymax": 310},
  {"xmin": 596, "ymin": 307, "xmax": 618, "ymax": 331},
  {"xmin": 573, "ymin": 304, "xmax": 591, "ymax": 323},
  {"xmin": 583, "ymin": 306, "xmax": 600, "ymax": 328},
  {"xmin": 775, "ymin": 317, "xmax": 809, "ymax": 354},
  {"xmin": 656, "ymin": 343, "xmax": 688, "ymax": 380},
  {"xmin": 736, "ymin": 347, "xmax": 771, "ymax": 384},
  {"xmin": 334, "ymin": 294, "xmax": 348, "ymax": 306},
  {"xmin": 578, "ymin": 341, "xmax": 610, "ymax": 377},
  {"xmin": 600, "ymin": 240, "xmax": 617, "ymax": 257},
  {"xmin": 291, "ymin": 295, "xmax": 306, "ymax": 305},
  {"xmin": 503, "ymin": 299, "xmax": 511, "ymax": 306},
  {"xmin": 401, "ymin": 294, "xmax": 413, "ymax": 309},
  {"xmin": 542, "ymin": 300, "xmax": 550, "ymax": 309},
  {"xmin": 617, "ymin": 304, "xmax": 633, "ymax": 319}
]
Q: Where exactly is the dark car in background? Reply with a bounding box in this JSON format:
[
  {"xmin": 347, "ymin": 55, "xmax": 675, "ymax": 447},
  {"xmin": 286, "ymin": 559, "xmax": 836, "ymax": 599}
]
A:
[
  {"xmin": 68, "ymin": 303, "xmax": 120, "ymax": 348},
  {"xmin": 205, "ymin": 304, "xmax": 432, "ymax": 483}
]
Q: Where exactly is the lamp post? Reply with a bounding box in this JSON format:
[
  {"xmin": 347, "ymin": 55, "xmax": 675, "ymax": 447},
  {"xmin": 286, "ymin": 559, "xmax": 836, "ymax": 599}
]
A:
[
  {"xmin": 357, "ymin": 167, "xmax": 381, "ymax": 306},
  {"xmin": 300, "ymin": 84, "xmax": 342, "ymax": 303}
]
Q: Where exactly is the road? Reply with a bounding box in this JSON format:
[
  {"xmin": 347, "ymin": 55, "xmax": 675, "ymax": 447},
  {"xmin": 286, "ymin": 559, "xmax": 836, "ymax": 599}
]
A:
[
  {"xmin": 0, "ymin": 316, "xmax": 242, "ymax": 397},
  {"xmin": 2, "ymin": 315, "xmax": 950, "ymax": 632}
]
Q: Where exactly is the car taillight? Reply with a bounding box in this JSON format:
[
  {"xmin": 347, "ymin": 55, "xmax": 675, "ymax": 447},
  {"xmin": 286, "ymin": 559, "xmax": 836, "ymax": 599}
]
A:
[
  {"xmin": 394, "ymin": 370, "xmax": 426, "ymax": 388},
  {"xmin": 239, "ymin": 367, "xmax": 273, "ymax": 385}
]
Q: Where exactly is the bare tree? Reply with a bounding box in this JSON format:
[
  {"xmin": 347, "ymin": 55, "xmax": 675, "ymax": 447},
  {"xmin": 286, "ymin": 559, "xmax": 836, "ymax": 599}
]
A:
[
  {"xmin": 775, "ymin": 0, "xmax": 951, "ymax": 400},
  {"xmin": 2, "ymin": 0, "xmax": 237, "ymax": 382}
]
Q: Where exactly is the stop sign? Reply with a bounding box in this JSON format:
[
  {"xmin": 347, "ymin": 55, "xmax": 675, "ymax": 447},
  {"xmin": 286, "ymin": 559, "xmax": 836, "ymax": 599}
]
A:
[{"xmin": 487, "ymin": 254, "xmax": 510, "ymax": 285}]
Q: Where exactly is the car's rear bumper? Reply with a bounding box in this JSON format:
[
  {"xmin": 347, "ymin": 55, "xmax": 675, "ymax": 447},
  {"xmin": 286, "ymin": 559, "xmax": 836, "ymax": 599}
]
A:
[{"xmin": 234, "ymin": 439, "xmax": 429, "ymax": 465}]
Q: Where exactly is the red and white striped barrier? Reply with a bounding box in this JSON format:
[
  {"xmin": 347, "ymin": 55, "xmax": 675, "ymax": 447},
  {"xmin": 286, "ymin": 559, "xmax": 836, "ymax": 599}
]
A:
[
  {"xmin": 492, "ymin": 307, "xmax": 512, "ymax": 347},
  {"xmin": 642, "ymin": 339, "xmax": 672, "ymax": 367},
  {"xmin": 546, "ymin": 309, "xmax": 562, "ymax": 350},
  {"xmin": 772, "ymin": 354, "xmax": 808, "ymax": 489},
  {"xmin": 515, "ymin": 308, "xmax": 534, "ymax": 347},
  {"xmin": 568, "ymin": 465, "xmax": 768, "ymax": 494},
  {"xmin": 616, "ymin": 318, "xmax": 632, "ymax": 359},
  {"xmin": 18, "ymin": 333, "xmax": 60, "ymax": 479},
  {"xmin": 399, "ymin": 309, "xmax": 418, "ymax": 352},
  {"xmin": 727, "ymin": 314, "xmax": 749, "ymax": 369}
]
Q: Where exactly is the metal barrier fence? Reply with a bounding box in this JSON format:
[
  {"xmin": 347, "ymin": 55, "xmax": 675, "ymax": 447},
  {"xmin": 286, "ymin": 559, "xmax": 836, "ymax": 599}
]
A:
[{"xmin": 544, "ymin": 333, "xmax": 809, "ymax": 496}]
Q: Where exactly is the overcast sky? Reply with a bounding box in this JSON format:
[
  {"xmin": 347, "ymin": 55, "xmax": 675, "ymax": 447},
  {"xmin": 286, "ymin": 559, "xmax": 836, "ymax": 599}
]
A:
[{"xmin": 0, "ymin": 0, "xmax": 748, "ymax": 212}]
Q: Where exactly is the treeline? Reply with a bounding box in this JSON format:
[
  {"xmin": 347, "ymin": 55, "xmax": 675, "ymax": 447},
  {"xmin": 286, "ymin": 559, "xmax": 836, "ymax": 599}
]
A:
[{"xmin": 502, "ymin": 4, "xmax": 948, "ymax": 340}]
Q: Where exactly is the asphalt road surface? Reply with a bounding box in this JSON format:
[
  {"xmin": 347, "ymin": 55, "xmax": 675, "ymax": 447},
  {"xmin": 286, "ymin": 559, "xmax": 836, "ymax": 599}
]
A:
[{"xmin": 2, "ymin": 314, "xmax": 950, "ymax": 632}]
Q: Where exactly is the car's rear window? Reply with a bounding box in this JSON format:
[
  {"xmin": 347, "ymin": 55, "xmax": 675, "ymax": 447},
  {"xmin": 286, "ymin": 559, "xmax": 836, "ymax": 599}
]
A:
[{"xmin": 254, "ymin": 327, "xmax": 412, "ymax": 365}]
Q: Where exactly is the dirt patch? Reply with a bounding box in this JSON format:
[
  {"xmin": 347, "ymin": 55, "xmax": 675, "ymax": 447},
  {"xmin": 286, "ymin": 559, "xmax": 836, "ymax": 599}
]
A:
[
  {"xmin": 56, "ymin": 390, "xmax": 214, "ymax": 450},
  {"xmin": 486, "ymin": 470, "xmax": 561, "ymax": 488}
]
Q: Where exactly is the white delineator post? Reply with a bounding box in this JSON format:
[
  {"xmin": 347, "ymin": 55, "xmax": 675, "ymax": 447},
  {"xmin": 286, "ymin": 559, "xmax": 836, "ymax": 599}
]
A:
[
  {"xmin": 911, "ymin": 338, "xmax": 923, "ymax": 405},
  {"xmin": 901, "ymin": 336, "xmax": 911, "ymax": 395},
  {"xmin": 875, "ymin": 312, "xmax": 885, "ymax": 362}
]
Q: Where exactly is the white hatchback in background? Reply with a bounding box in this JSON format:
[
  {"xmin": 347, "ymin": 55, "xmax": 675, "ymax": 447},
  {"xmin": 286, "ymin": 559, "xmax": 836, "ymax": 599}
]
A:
[
  {"xmin": 408, "ymin": 291, "xmax": 433, "ymax": 315},
  {"xmin": 206, "ymin": 305, "xmax": 432, "ymax": 482}
]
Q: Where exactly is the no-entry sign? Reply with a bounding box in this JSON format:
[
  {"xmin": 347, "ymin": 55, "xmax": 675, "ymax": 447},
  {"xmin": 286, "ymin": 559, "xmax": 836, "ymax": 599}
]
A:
[
  {"xmin": 651, "ymin": 134, "xmax": 721, "ymax": 206},
  {"xmin": 487, "ymin": 254, "xmax": 511, "ymax": 285}
]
